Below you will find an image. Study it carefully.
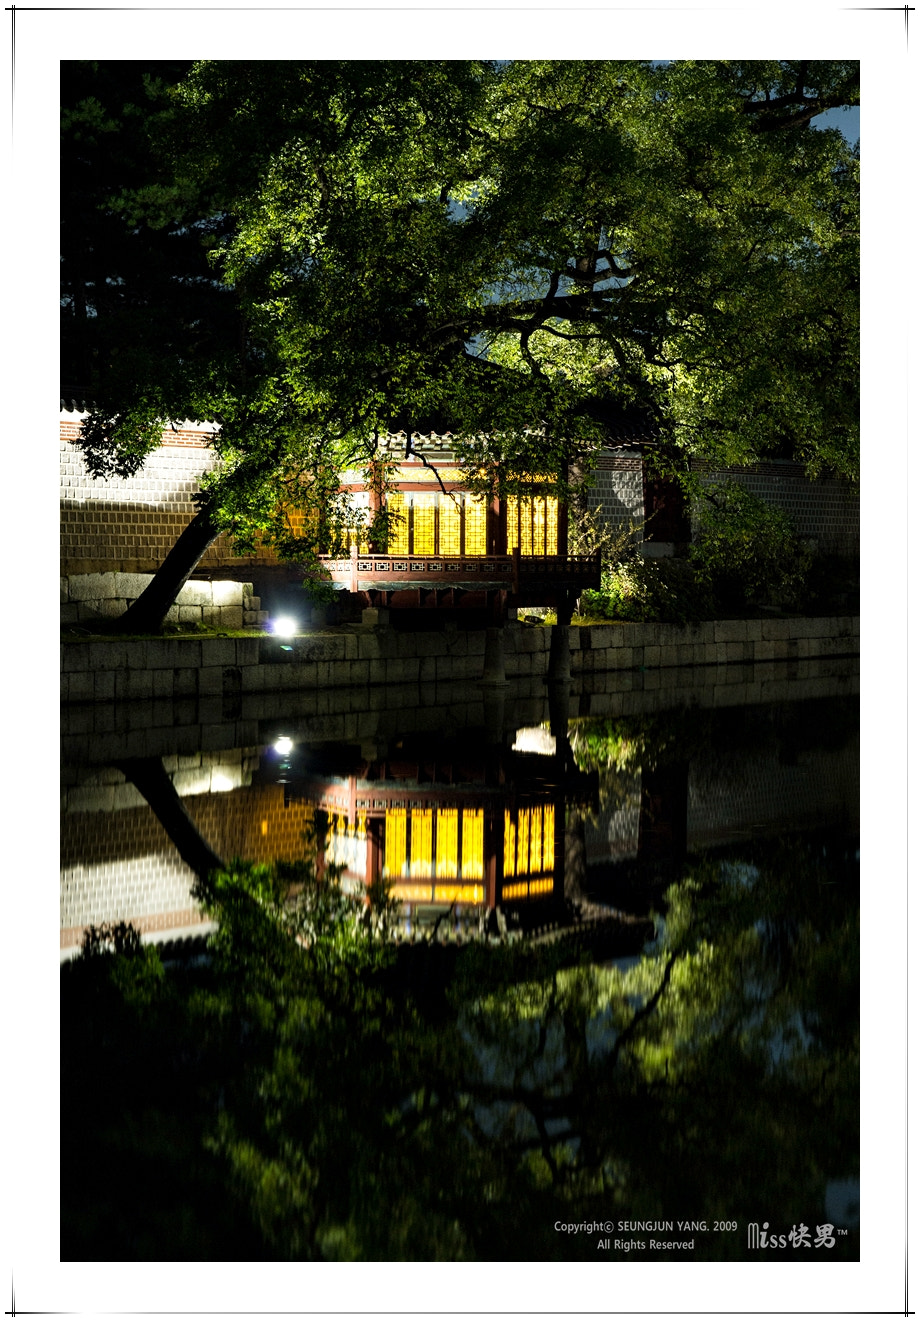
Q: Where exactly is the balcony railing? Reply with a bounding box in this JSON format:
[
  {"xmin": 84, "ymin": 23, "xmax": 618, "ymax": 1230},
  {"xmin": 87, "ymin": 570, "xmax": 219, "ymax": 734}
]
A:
[{"xmin": 318, "ymin": 546, "xmax": 601, "ymax": 595}]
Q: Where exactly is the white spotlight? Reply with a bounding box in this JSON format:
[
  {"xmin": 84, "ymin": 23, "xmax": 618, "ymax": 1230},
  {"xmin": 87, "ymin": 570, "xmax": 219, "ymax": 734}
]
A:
[
  {"xmin": 274, "ymin": 736, "xmax": 294, "ymax": 755},
  {"xmin": 273, "ymin": 616, "xmax": 298, "ymax": 638}
]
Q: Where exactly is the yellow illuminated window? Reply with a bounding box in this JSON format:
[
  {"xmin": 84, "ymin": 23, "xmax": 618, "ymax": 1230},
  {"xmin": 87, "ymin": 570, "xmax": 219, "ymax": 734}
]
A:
[
  {"xmin": 516, "ymin": 810, "xmax": 530, "ymax": 876},
  {"xmin": 387, "ymin": 492, "xmax": 408, "ymax": 554},
  {"xmin": 543, "ymin": 804, "xmax": 555, "ymax": 871},
  {"xmin": 530, "ymin": 876, "xmax": 554, "ymax": 896},
  {"xmin": 410, "ymin": 809, "xmax": 433, "ymax": 876},
  {"xmin": 507, "ymin": 494, "xmax": 558, "ymax": 556},
  {"xmin": 464, "ymin": 497, "xmax": 487, "ymax": 555},
  {"xmin": 530, "ymin": 809, "xmax": 543, "ymax": 874},
  {"xmin": 439, "ymin": 496, "xmax": 462, "ymax": 555},
  {"xmin": 436, "ymin": 809, "xmax": 459, "ymax": 877},
  {"xmin": 413, "ymin": 495, "xmax": 436, "ymax": 554},
  {"xmin": 390, "ymin": 882, "xmax": 433, "ymax": 902},
  {"xmin": 433, "ymin": 884, "xmax": 484, "ymax": 904},
  {"xmin": 383, "ymin": 807, "xmax": 407, "ymax": 877},
  {"xmin": 504, "ymin": 810, "xmax": 516, "ymax": 878},
  {"xmin": 461, "ymin": 809, "xmax": 484, "ymax": 879}
]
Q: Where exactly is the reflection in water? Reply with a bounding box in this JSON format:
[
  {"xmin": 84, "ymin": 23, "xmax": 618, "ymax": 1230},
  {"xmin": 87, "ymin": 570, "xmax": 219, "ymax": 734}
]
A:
[{"xmin": 60, "ymin": 665, "xmax": 858, "ymax": 1261}]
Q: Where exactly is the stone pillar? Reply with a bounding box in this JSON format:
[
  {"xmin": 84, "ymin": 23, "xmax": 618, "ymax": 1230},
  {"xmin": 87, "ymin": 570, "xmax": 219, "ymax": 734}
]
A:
[
  {"xmin": 361, "ymin": 606, "xmax": 390, "ymax": 630},
  {"xmin": 481, "ymin": 626, "xmax": 508, "ymax": 686},
  {"xmin": 547, "ymin": 591, "xmax": 575, "ymax": 683}
]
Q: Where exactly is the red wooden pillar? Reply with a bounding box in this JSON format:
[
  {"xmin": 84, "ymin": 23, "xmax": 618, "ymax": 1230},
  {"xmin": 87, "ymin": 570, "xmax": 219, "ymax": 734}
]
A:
[
  {"xmin": 484, "ymin": 806, "xmax": 501, "ymax": 909},
  {"xmin": 487, "ymin": 495, "xmax": 503, "ymax": 555},
  {"xmin": 366, "ymin": 813, "xmax": 384, "ymax": 888}
]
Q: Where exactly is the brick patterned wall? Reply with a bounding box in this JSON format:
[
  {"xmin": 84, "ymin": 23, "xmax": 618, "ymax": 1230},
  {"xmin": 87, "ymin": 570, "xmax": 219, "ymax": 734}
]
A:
[
  {"xmin": 585, "ymin": 740, "xmax": 858, "ymax": 869},
  {"xmin": 61, "ymin": 772, "xmax": 318, "ymax": 948},
  {"xmin": 60, "ymin": 413, "xmax": 280, "ymax": 574},
  {"xmin": 691, "ymin": 460, "xmax": 858, "ymax": 555},
  {"xmin": 587, "ymin": 456, "xmax": 645, "ymax": 542}
]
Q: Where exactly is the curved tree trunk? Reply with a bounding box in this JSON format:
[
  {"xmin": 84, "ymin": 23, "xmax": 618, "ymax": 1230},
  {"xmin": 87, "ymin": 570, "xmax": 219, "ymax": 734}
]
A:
[
  {"xmin": 116, "ymin": 504, "xmax": 222, "ymax": 633},
  {"xmin": 116, "ymin": 757, "xmax": 225, "ymax": 881}
]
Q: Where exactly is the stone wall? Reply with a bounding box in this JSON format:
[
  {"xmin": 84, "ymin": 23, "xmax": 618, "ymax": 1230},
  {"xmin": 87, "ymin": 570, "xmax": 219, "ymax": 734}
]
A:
[
  {"xmin": 692, "ymin": 459, "xmax": 858, "ymax": 555},
  {"xmin": 60, "ymin": 571, "xmax": 269, "ymax": 629},
  {"xmin": 60, "ymin": 766, "xmax": 317, "ymax": 951},
  {"xmin": 60, "ymin": 412, "xmax": 279, "ymax": 575},
  {"xmin": 60, "ymin": 616, "xmax": 859, "ymax": 705},
  {"xmin": 585, "ymin": 454, "xmax": 645, "ymax": 543}
]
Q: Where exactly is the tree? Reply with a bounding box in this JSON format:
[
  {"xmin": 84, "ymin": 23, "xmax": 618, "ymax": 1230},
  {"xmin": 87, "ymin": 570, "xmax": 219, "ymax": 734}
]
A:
[
  {"xmin": 61, "ymin": 830, "xmax": 858, "ymax": 1259},
  {"xmin": 64, "ymin": 60, "xmax": 858, "ymax": 630}
]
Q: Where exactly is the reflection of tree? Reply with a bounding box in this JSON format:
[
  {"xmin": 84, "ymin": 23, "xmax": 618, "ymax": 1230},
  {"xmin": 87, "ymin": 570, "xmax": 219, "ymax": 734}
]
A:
[
  {"xmin": 116, "ymin": 757, "xmax": 225, "ymax": 879},
  {"xmin": 61, "ymin": 830, "xmax": 857, "ymax": 1260}
]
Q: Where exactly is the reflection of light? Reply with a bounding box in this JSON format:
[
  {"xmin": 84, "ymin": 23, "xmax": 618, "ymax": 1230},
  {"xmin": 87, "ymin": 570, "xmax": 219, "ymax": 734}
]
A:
[
  {"xmin": 512, "ymin": 725, "xmax": 556, "ymax": 756},
  {"xmin": 273, "ymin": 616, "xmax": 298, "ymax": 638},
  {"xmin": 274, "ymin": 736, "xmax": 294, "ymax": 755},
  {"xmin": 210, "ymin": 773, "xmax": 235, "ymax": 792}
]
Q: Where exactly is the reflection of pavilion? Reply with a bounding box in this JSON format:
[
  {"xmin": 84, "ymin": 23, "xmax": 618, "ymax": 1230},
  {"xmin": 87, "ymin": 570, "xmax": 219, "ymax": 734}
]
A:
[{"xmin": 278, "ymin": 739, "xmax": 597, "ymax": 920}]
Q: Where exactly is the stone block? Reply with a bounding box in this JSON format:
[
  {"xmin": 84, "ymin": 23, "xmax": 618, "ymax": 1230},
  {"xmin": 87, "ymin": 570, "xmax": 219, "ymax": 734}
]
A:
[
  {"xmin": 60, "ymin": 603, "xmax": 81, "ymax": 624},
  {"xmin": 123, "ymin": 670, "xmax": 155, "ymax": 701},
  {"xmin": 715, "ymin": 620, "xmax": 748, "ymax": 644},
  {"xmin": 760, "ymin": 618, "xmax": 789, "ymax": 641},
  {"xmin": 643, "ymin": 645, "xmax": 661, "ymax": 668},
  {"xmin": 349, "ymin": 659, "xmax": 370, "ymax": 686},
  {"xmin": 357, "ymin": 633, "xmax": 383, "ymax": 661},
  {"xmin": 174, "ymin": 666, "xmax": 200, "ymax": 698},
  {"xmin": 197, "ymin": 666, "xmax": 225, "ymax": 696},
  {"xmin": 387, "ymin": 658, "xmax": 419, "ymax": 685},
  {"xmin": 218, "ymin": 605, "xmax": 244, "ymax": 630},
  {"xmin": 361, "ymin": 607, "xmax": 390, "ymax": 629},
  {"xmin": 201, "ymin": 607, "xmax": 222, "ymax": 628},
  {"xmin": 112, "ymin": 783, "xmax": 145, "ymax": 811},
  {"xmin": 114, "ymin": 572, "xmax": 155, "ymax": 600},
  {"xmin": 232, "ymin": 640, "xmax": 259, "ymax": 671},
  {"xmin": 724, "ymin": 642, "xmax": 744, "ymax": 663},
  {"xmin": 199, "ymin": 640, "xmax": 238, "ymax": 673},
  {"xmin": 67, "ymin": 785, "xmax": 116, "ymax": 814},
  {"xmin": 210, "ymin": 764, "xmax": 243, "ymax": 792},
  {"xmin": 93, "ymin": 671, "xmax": 116, "ymax": 702},
  {"xmin": 172, "ymin": 768, "xmax": 212, "ymax": 797},
  {"xmin": 68, "ymin": 572, "xmax": 117, "ymax": 602},
  {"xmin": 152, "ymin": 670, "xmax": 175, "ymax": 699},
  {"xmin": 87, "ymin": 640, "xmax": 127, "ymax": 671},
  {"xmin": 368, "ymin": 659, "xmax": 388, "ymax": 686},
  {"xmin": 212, "ymin": 581, "xmax": 244, "ymax": 607},
  {"xmin": 176, "ymin": 581, "xmax": 213, "ymax": 607},
  {"xmin": 178, "ymin": 606, "xmax": 203, "ymax": 624},
  {"xmin": 68, "ymin": 671, "xmax": 95, "ymax": 702}
]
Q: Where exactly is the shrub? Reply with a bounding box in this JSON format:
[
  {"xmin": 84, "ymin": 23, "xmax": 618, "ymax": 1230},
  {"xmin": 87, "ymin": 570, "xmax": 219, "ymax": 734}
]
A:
[
  {"xmin": 580, "ymin": 555, "xmax": 713, "ymax": 624},
  {"xmin": 690, "ymin": 483, "xmax": 814, "ymax": 611}
]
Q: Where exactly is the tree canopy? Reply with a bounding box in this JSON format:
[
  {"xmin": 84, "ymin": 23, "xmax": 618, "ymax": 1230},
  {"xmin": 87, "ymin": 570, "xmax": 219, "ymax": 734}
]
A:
[{"xmin": 62, "ymin": 59, "xmax": 859, "ymax": 625}]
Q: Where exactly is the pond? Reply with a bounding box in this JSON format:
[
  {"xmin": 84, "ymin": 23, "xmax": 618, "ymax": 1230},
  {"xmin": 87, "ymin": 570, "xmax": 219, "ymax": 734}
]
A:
[{"xmin": 60, "ymin": 657, "xmax": 858, "ymax": 1261}]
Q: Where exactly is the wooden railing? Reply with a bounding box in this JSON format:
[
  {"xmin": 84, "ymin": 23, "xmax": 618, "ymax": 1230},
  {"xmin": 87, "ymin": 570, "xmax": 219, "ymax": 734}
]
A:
[{"xmin": 317, "ymin": 547, "xmax": 601, "ymax": 594}]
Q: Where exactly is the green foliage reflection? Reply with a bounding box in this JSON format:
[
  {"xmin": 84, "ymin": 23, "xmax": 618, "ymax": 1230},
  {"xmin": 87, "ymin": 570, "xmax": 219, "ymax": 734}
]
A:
[{"xmin": 62, "ymin": 836, "xmax": 857, "ymax": 1260}]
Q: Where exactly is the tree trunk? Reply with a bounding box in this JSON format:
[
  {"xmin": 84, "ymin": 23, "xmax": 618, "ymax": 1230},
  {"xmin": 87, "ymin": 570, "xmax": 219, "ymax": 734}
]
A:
[
  {"xmin": 116, "ymin": 757, "xmax": 226, "ymax": 881},
  {"xmin": 116, "ymin": 504, "xmax": 222, "ymax": 633}
]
